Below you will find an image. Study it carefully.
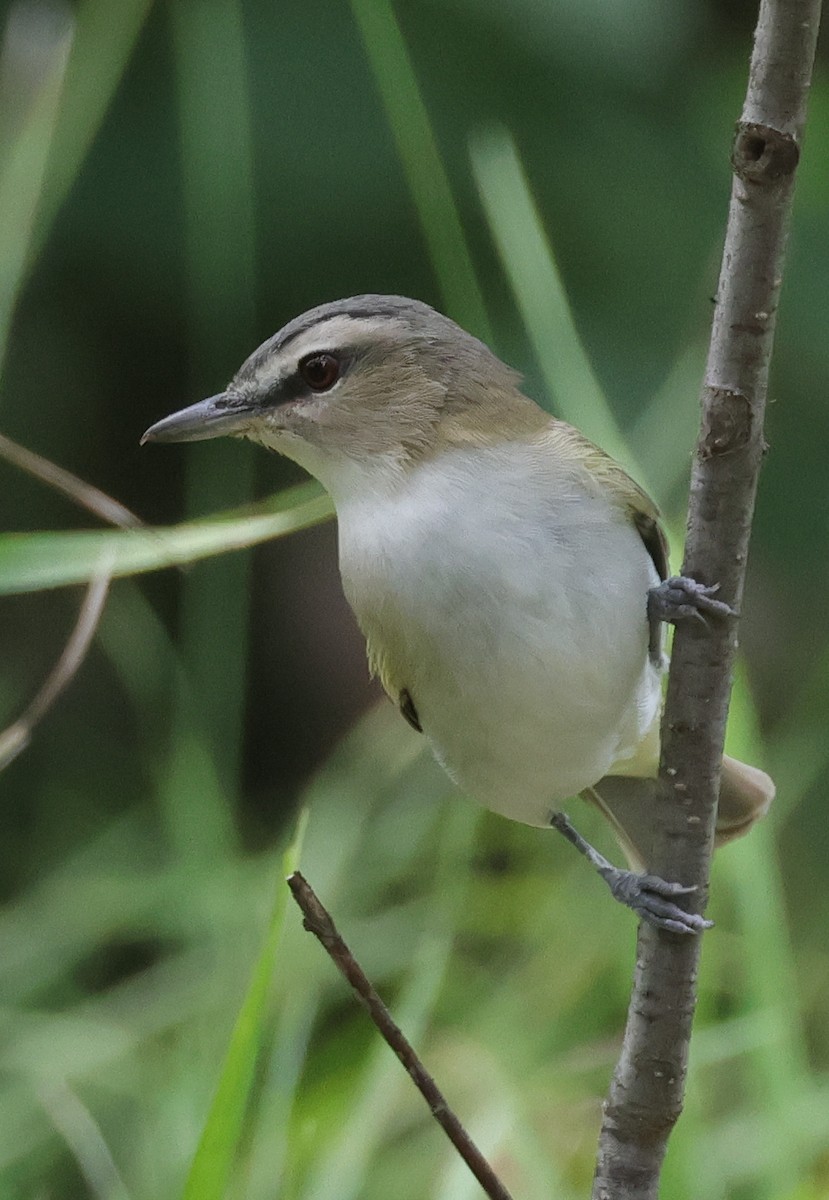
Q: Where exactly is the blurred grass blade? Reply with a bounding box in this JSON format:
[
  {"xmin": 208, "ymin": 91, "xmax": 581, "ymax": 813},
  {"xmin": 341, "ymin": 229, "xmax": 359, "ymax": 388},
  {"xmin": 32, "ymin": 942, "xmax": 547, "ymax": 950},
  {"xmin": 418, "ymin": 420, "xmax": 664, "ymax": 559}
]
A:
[
  {"xmin": 434, "ymin": 1105, "xmax": 515, "ymax": 1200},
  {"xmin": 349, "ymin": 0, "xmax": 491, "ymax": 343},
  {"xmin": 97, "ymin": 581, "xmax": 239, "ymax": 863},
  {"xmin": 240, "ymin": 708, "xmax": 431, "ymax": 1197},
  {"xmin": 301, "ymin": 934, "xmax": 456, "ymax": 1200},
  {"xmin": 469, "ymin": 125, "xmax": 640, "ymax": 478},
  {"xmin": 0, "ymin": 0, "xmax": 73, "ymax": 379},
  {"xmin": 0, "ymin": 483, "xmax": 332, "ymax": 594},
  {"xmin": 168, "ymin": 0, "xmax": 258, "ymax": 855},
  {"xmin": 182, "ymin": 809, "xmax": 309, "ymax": 1200},
  {"xmin": 28, "ymin": 0, "xmax": 154, "ymax": 265},
  {"xmin": 170, "ymin": 0, "xmax": 256, "ymax": 352},
  {"xmin": 300, "ymin": 803, "xmax": 478, "ymax": 1200},
  {"xmin": 0, "ymin": 0, "xmax": 154, "ymax": 382},
  {"xmin": 628, "ymin": 338, "xmax": 706, "ymax": 503},
  {"xmin": 39, "ymin": 1080, "xmax": 132, "ymax": 1200},
  {"xmin": 718, "ymin": 668, "xmax": 809, "ymax": 1198},
  {"xmin": 764, "ymin": 641, "xmax": 829, "ymax": 826}
]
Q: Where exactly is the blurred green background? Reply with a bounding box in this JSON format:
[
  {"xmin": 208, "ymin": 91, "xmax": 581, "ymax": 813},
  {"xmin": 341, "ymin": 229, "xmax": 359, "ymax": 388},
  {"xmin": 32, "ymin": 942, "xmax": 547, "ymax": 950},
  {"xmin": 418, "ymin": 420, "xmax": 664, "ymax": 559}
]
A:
[{"xmin": 1, "ymin": 0, "xmax": 828, "ymax": 1197}]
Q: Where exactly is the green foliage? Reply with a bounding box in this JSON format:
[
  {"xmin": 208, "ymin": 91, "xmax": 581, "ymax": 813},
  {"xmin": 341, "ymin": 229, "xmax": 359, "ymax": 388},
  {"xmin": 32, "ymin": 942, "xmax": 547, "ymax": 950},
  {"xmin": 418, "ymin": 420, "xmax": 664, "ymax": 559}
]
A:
[
  {"xmin": 182, "ymin": 810, "xmax": 308, "ymax": 1200},
  {"xmin": 1, "ymin": 2, "xmax": 827, "ymax": 1199},
  {"xmin": 0, "ymin": 484, "xmax": 331, "ymax": 593}
]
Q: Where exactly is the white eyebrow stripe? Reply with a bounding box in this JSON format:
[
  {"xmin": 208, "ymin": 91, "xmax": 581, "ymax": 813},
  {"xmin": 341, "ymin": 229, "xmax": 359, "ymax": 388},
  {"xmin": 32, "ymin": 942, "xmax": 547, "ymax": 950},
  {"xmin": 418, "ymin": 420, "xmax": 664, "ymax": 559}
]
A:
[
  {"xmin": 243, "ymin": 313, "xmax": 399, "ymax": 393},
  {"xmin": 243, "ymin": 355, "xmax": 289, "ymax": 393},
  {"xmin": 282, "ymin": 314, "xmax": 394, "ymax": 362}
]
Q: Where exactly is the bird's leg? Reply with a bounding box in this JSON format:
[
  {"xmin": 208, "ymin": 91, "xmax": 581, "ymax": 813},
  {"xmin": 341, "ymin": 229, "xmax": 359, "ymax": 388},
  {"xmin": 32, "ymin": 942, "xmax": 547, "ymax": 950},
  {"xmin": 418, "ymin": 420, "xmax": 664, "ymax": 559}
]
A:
[
  {"xmin": 647, "ymin": 576, "xmax": 736, "ymax": 656},
  {"xmin": 549, "ymin": 811, "xmax": 712, "ymax": 934}
]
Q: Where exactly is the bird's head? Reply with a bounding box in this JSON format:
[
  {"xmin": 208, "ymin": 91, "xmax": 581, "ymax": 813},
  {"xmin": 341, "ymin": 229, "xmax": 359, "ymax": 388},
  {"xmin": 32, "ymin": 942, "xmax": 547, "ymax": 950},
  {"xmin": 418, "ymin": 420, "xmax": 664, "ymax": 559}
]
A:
[{"xmin": 141, "ymin": 295, "xmax": 545, "ymax": 498}]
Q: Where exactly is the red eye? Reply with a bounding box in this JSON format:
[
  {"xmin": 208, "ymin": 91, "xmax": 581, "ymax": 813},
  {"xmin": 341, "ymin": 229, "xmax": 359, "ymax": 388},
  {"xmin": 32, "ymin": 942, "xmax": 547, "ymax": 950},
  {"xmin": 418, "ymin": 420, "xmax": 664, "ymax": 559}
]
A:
[{"xmin": 299, "ymin": 352, "xmax": 340, "ymax": 391}]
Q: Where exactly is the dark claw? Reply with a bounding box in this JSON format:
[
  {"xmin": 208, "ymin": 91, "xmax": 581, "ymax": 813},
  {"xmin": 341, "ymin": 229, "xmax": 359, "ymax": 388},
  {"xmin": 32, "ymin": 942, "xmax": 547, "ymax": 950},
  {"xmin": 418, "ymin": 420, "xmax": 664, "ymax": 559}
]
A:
[
  {"xmin": 599, "ymin": 866, "xmax": 713, "ymax": 934},
  {"xmin": 637, "ymin": 875, "xmax": 698, "ymax": 897}
]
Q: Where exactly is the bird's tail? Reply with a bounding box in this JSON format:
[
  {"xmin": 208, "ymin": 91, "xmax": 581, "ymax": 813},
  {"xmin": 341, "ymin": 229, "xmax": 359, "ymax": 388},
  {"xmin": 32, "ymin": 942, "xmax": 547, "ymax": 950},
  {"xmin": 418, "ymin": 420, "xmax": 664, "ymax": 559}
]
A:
[
  {"xmin": 716, "ymin": 754, "xmax": 775, "ymax": 843},
  {"xmin": 583, "ymin": 756, "xmax": 775, "ymax": 873}
]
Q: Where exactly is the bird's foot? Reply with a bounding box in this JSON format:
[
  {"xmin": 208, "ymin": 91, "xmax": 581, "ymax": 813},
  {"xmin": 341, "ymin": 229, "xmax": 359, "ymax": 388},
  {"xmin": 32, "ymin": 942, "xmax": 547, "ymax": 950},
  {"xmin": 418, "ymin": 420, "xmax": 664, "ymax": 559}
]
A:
[
  {"xmin": 599, "ymin": 865, "xmax": 712, "ymax": 935},
  {"xmin": 648, "ymin": 576, "xmax": 737, "ymax": 628},
  {"xmin": 549, "ymin": 810, "xmax": 712, "ymax": 935}
]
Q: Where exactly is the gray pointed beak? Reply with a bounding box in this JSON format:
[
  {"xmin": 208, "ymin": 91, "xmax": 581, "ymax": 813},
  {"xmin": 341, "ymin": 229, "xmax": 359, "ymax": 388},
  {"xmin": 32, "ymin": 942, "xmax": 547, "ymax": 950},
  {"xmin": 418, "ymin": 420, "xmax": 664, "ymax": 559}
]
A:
[{"xmin": 140, "ymin": 392, "xmax": 256, "ymax": 445}]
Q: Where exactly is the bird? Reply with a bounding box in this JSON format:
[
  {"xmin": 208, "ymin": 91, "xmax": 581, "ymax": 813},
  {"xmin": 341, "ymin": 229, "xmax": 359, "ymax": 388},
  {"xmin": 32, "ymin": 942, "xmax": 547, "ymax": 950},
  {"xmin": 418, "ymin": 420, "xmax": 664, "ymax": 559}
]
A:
[{"xmin": 142, "ymin": 295, "xmax": 774, "ymax": 933}]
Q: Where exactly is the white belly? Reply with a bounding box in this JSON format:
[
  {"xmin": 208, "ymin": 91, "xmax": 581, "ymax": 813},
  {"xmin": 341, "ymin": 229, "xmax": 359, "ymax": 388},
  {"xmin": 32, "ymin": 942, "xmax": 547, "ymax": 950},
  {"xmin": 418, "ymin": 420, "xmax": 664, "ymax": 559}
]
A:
[{"xmin": 337, "ymin": 446, "xmax": 663, "ymax": 827}]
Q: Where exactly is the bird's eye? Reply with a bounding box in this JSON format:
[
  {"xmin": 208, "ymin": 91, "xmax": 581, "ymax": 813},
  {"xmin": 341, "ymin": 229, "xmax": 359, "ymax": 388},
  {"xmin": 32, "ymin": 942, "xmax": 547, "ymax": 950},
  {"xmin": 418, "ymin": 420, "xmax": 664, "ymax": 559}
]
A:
[{"xmin": 299, "ymin": 352, "xmax": 341, "ymax": 391}]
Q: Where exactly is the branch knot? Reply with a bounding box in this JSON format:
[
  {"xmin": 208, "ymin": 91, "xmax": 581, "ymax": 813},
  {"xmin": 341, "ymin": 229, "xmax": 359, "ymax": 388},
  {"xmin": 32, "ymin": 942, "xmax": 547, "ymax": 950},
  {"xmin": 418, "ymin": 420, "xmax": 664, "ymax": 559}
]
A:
[
  {"xmin": 700, "ymin": 389, "xmax": 753, "ymax": 459},
  {"xmin": 732, "ymin": 121, "xmax": 799, "ymax": 181}
]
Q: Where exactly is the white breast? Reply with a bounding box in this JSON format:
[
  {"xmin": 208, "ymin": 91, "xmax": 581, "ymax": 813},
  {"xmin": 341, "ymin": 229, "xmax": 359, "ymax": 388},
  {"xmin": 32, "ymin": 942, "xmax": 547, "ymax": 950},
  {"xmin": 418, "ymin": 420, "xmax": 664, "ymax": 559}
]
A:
[{"xmin": 335, "ymin": 444, "xmax": 663, "ymax": 827}]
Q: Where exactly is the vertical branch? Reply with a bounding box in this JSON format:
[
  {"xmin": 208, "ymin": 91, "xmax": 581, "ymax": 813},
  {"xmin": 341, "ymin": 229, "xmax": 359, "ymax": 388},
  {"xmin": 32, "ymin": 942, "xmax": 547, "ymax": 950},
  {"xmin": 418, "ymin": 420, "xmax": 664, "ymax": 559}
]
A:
[{"xmin": 592, "ymin": 2, "xmax": 822, "ymax": 1197}]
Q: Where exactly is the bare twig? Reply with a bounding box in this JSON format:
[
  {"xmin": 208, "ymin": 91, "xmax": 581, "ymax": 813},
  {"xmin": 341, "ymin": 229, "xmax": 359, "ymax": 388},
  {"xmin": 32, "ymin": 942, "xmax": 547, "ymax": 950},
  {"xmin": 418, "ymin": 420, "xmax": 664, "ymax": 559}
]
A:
[
  {"xmin": 0, "ymin": 433, "xmax": 142, "ymax": 768},
  {"xmin": 593, "ymin": 2, "xmax": 822, "ymax": 1197},
  {"xmin": 287, "ymin": 871, "xmax": 514, "ymax": 1200},
  {"xmin": 0, "ymin": 565, "xmax": 111, "ymax": 769},
  {"xmin": 0, "ymin": 432, "xmax": 142, "ymax": 528}
]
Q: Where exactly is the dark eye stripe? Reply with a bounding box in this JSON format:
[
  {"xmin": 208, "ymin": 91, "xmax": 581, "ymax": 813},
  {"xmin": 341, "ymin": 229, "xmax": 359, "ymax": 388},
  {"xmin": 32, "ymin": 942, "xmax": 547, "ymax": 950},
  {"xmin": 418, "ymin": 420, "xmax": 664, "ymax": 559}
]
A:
[
  {"xmin": 256, "ymin": 371, "xmax": 308, "ymax": 407},
  {"xmin": 252, "ymin": 349, "xmax": 357, "ymax": 408}
]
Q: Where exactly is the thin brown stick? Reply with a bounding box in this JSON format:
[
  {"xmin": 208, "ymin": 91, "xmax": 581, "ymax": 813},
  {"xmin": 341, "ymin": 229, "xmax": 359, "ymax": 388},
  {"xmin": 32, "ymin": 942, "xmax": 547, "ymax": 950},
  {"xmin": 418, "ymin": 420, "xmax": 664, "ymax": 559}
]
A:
[
  {"xmin": 0, "ymin": 433, "xmax": 148, "ymax": 768},
  {"xmin": 592, "ymin": 2, "xmax": 822, "ymax": 1197},
  {"xmin": 286, "ymin": 870, "xmax": 514, "ymax": 1200},
  {"xmin": 0, "ymin": 566, "xmax": 111, "ymax": 769},
  {"xmin": 0, "ymin": 432, "xmax": 143, "ymax": 528},
  {"xmin": 0, "ymin": 432, "xmax": 133, "ymax": 770}
]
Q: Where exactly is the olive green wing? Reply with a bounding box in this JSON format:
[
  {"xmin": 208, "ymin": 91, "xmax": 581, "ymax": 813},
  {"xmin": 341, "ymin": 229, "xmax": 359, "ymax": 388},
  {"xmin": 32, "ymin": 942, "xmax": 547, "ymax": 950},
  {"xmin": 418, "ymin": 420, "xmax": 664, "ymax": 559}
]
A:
[{"xmin": 544, "ymin": 419, "xmax": 669, "ymax": 581}]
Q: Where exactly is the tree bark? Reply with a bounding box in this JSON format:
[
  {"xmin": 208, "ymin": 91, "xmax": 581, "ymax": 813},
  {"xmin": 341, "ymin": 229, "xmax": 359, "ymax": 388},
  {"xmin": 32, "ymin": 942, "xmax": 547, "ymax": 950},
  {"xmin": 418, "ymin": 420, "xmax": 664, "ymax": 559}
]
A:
[{"xmin": 592, "ymin": 2, "xmax": 822, "ymax": 1196}]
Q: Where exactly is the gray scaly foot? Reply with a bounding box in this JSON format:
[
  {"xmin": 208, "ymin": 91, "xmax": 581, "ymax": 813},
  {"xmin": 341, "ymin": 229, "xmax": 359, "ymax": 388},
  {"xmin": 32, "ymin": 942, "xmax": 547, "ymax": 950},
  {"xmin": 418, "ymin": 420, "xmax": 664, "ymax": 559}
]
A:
[
  {"xmin": 648, "ymin": 575, "xmax": 736, "ymax": 625},
  {"xmin": 647, "ymin": 575, "xmax": 736, "ymax": 658},
  {"xmin": 598, "ymin": 864, "xmax": 712, "ymax": 935},
  {"xmin": 549, "ymin": 810, "xmax": 712, "ymax": 935}
]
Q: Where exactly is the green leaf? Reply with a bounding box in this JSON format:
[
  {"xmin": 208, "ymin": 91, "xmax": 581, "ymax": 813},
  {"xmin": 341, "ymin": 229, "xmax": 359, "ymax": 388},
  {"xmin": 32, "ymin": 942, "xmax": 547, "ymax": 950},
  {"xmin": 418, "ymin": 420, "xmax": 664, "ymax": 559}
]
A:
[{"xmin": 0, "ymin": 483, "xmax": 332, "ymax": 595}]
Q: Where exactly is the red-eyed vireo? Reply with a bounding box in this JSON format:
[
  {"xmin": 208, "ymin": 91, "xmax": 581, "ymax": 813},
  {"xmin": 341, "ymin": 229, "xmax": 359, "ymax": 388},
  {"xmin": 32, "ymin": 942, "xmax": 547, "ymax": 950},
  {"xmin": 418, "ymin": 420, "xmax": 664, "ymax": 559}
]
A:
[{"xmin": 142, "ymin": 295, "xmax": 773, "ymax": 933}]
